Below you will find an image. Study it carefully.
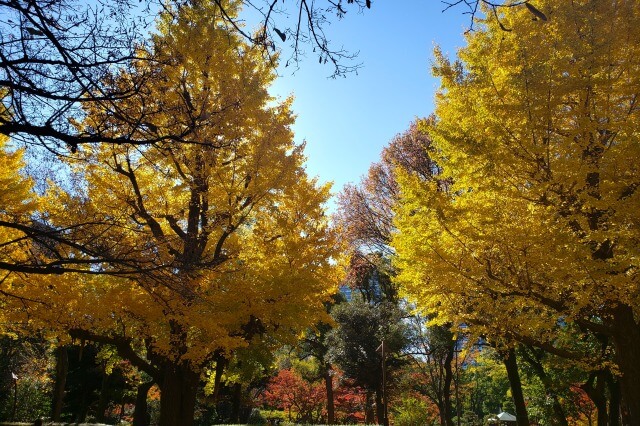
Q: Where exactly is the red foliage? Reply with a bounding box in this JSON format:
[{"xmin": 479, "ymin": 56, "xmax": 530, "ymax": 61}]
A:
[
  {"xmin": 262, "ymin": 369, "xmax": 325, "ymax": 423},
  {"xmin": 333, "ymin": 376, "xmax": 367, "ymax": 423},
  {"xmin": 262, "ymin": 368, "xmax": 373, "ymax": 424},
  {"xmin": 568, "ymin": 384, "xmax": 597, "ymax": 425}
]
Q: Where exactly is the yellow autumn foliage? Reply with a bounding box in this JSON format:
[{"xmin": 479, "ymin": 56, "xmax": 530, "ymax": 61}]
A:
[
  {"xmin": 1, "ymin": 0, "xmax": 338, "ymax": 378},
  {"xmin": 393, "ymin": 0, "xmax": 640, "ymax": 397}
]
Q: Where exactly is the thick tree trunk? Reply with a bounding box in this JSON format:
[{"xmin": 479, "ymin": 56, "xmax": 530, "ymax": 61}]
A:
[
  {"xmin": 502, "ymin": 348, "xmax": 530, "ymax": 426},
  {"xmin": 607, "ymin": 373, "xmax": 621, "ymax": 426},
  {"xmin": 158, "ymin": 364, "xmax": 199, "ymax": 426},
  {"xmin": 324, "ymin": 368, "xmax": 335, "ymax": 425},
  {"xmin": 95, "ymin": 369, "xmax": 110, "ymax": 422},
  {"xmin": 581, "ymin": 371, "xmax": 608, "ymax": 426},
  {"xmin": 75, "ymin": 365, "xmax": 90, "ymax": 423},
  {"xmin": 51, "ymin": 346, "xmax": 68, "ymax": 421},
  {"xmin": 611, "ymin": 304, "xmax": 640, "ymax": 425},
  {"xmin": 230, "ymin": 382, "xmax": 242, "ymax": 423},
  {"xmin": 133, "ymin": 381, "xmax": 154, "ymax": 426}
]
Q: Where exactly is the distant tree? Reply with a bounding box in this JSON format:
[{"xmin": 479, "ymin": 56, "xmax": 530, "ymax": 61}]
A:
[
  {"xmin": 516, "ymin": 345, "xmax": 575, "ymax": 426},
  {"xmin": 0, "ymin": 336, "xmax": 51, "ymax": 422},
  {"xmin": 335, "ymin": 119, "xmax": 458, "ymax": 424},
  {"xmin": 262, "ymin": 369, "xmax": 325, "ymax": 423},
  {"xmin": 459, "ymin": 347, "xmax": 510, "ymax": 418},
  {"xmin": 568, "ymin": 385, "xmax": 597, "ymax": 425},
  {"xmin": 336, "ymin": 120, "xmax": 437, "ymax": 256},
  {"xmin": 330, "ymin": 374, "xmax": 368, "ymax": 424},
  {"xmin": 326, "ymin": 296, "xmax": 407, "ymax": 424},
  {"xmin": 392, "ymin": 396, "xmax": 438, "ymax": 426},
  {"xmin": 298, "ymin": 293, "xmax": 346, "ymax": 424},
  {"xmin": 402, "ymin": 314, "xmax": 458, "ymax": 426}
]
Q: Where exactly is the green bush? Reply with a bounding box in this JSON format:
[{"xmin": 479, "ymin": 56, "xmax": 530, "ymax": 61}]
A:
[
  {"xmin": 260, "ymin": 409, "xmax": 288, "ymax": 423},
  {"xmin": 393, "ymin": 397, "xmax": 434, "ymax": 426},
  {"xmin": 247, "ymin": 408, "xmax": 267, "ymax": 425},
  {"xmin": 0, "ymin": 380, "xmax": 50, "ymax": 422}
]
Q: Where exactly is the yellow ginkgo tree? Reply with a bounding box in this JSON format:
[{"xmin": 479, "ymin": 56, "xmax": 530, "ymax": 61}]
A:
[
  {"xmin": 393, "ymin": 0, "xmax": 640, "ymax": 422},
  {"xmin": 1, "ymin": 1, "xmax": 338, "ymax": 425},
  {"xmin": 0, "ymin": 129, "xmax": 39, "ymax": 331}
]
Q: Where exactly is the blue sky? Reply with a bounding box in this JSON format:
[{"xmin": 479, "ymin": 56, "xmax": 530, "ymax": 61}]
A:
[{"xmin": 266, "ymin": 2, "xmax": 470, "ymax": 205}]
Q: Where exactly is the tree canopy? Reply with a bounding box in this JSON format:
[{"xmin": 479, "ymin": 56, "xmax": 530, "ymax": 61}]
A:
[
  {"xmin": 393, "ymin": 0, "xmax": 640, "ymax": 422},
  {"xmin": 1, "ymin": 1, "xmax": 338, "ymax": 424}
]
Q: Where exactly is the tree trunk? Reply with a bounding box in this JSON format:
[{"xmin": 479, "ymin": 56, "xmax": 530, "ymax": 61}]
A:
[
  {"xmin": 51, "ymin": 346, "xmax": 68, "ymax": 421},
  {"xmin": 441, "ymin": 342, "xmax": 455, "ymax": 426},
  {"xmin": 230, "ymin": 382, "xmax": 242, "ymax": 424},
  {"xmin": 96, "ymin": 365, "xmax": 110, "ymax": 423},
  {"xmin": 611, "ymin": 304, "xmax": 640, "ymax": 425},
  {"xmin": 11, "ymin": 376, "xmax": 17, "ymax": 421},
  {"xmin": 75, "ymin": 365, "xmax": 89, "ymax": 423},
  {"xmin": 133, "ymin": 381, "xmax": 154, "ymax": 426},
  {"xmin": 581, "ymin": 371, "xmax": 608, "ymax": 426},
  {"xmin": 212, "ymin": 355, "xmax": 226, "ymax": 402},
  {"xmin": 375, "ymin": 386, "xmax": 384, "ymax": 425},
  {"xmin": 502, "ymin": 348, "xmax": 530, "ymax": 426},
  {"xmin": 518, "ymin": 346, "xmax": 567, "ymax": 426},
  {"xmin": 550, "ymin": 396, "xmax": 568, "ymax": 426},
  {"xmin": 158, "ymin": 364, "xmax": 199, "ymax": 426},
  {"xmin": 607, "ymin": 372, "xmax": 621, "ymax": 426},
  {"xmin": 325, "ymin": 368, "xmax": 335, "ymax": 425},
  {"xmin": 364, "ymin": 391, "xmax": 375, "ymax": 424}
]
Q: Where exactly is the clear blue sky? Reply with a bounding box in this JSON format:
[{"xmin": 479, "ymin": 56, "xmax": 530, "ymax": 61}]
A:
[{"xmin": 266, "ymin": 2, "xmax": 469, "ymax": 204}]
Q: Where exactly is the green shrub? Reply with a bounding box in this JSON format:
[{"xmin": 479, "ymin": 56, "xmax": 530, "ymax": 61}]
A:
[
  {"xmin": 0, "ymin": 380, "xmax": 50, "ymax": 422},
  {"xmin": 260, "ymin": 409, "xmax": 288, "ymax": 423},
  {"xmin": 247, "ymin": 408, "xmax": 267, "ymax": 425},
  {"xmin": 393, "ymin": 397, "xmax": 434, "ymax": 426}
]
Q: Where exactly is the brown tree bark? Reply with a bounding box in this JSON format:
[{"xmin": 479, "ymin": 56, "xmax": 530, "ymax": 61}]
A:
[
  {"xmin": 607, "ymin": 373, "xmax": 621, "ymax": 426},
  {"xmin": 375, "ymin": 386, "xmax": 384, "ymax": 425},
  {"xmin": 611, "ymin": 304, "xmax": 640, "ymax": 426},
  {"xmin": 95, "ymin": 366, "xmax": 110, "ymax": 423},
  {"xmin": 502, "ymin": 348, "xmax": 530, "ymax": 426},
  {"xmin": 441, "ymin": 344, "xmax": 455, "ymax": 426},
  {"xmin": 51, "ymin": 346, "xmax": 68, "ymax": 422},
  {"xmin": 325, "ymin": 368, "xmax": 335, "ymax": 424},
  {"xmin": 133, "ymin": 381, "xmax": 154, "ymax": 426},
  {"xmin": 581, "ymin": 371, "xmax": 608, "ymax": 426},
  {"xmin": 364, "ymin": 391, "xmax": 375, "ymax": 424},
  {"xmin": 211, "ymin": 354, "xmax": 226, "ymax": 402},
  {"xmin": 158, "ymin": 364, "xmax": 199, "ymax": 426}
]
